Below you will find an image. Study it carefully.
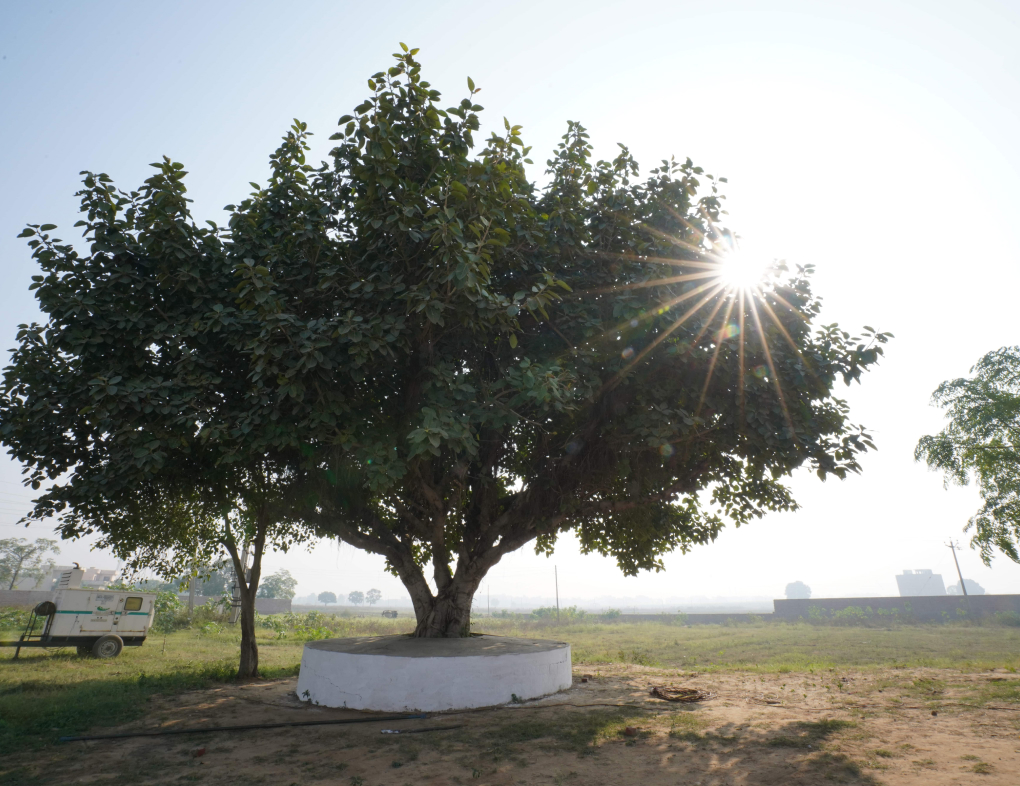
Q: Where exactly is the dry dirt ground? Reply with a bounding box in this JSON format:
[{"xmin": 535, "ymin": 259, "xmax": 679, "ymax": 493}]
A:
[{"xmin": 6, "ymin": 665, "xmax": 1020, "ymax": 785}]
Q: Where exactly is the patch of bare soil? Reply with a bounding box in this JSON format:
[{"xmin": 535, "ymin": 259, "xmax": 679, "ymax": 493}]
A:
[{"xmin": 6, "ymin": 665, "xmax": 1020, "ymax": 785}]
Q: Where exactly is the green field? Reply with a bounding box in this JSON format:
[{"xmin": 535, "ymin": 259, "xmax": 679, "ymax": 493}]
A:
[{"xmin": 2, "ymin": 613, "xmax": 1019, "ymax": 755}]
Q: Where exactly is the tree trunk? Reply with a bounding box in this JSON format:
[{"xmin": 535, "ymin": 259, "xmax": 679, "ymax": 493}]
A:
[
  {"xmin": 411, "ymin": 577, "xmax": 480, "ymax": 637},
  {"xmin": 7, "ymin": 554, "xmax": 26, "ymax": 590},
  {"xmin": 224, "ymin": 520, "xmax": 266, "ymax": 679},
  {"xmin": 237, "ymin": 589, "xmax": 259, "ymax": 678}
]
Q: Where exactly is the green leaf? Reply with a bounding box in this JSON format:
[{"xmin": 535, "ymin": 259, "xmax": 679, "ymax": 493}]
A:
[
  {"xmin": 467, "ymin": 76, "xmax": 475, "ymax": 92},
  {"xmin": 509, "ymin": 333, "xmax": 517, "ymax": 348}
]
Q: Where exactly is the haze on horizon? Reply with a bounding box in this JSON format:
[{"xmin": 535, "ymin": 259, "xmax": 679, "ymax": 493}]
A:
[{"xmin": 2, "ymin": 0, "xmax": 1019, "ymax": 605}]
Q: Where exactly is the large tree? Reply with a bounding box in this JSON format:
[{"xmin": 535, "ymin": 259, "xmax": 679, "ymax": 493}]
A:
[
  {"xmin": 916, "ymin": 346, "xmax": 1020, "ymax": 564},
  {"xmin": 1, "ymin": 47, "xmax": 887, "ymax": 646}
]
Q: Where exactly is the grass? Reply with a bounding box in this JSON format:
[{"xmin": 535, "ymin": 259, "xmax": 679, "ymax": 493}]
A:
[
  {"xmin": 668, "ymin": 710, "xmax": 708, "ymax": 739},
  {"xmin": 455, "ymin": 707, "xmax": 642, "ymax": 760},
  {"xmin": 767, "ymin": 719, "xmax": 855, "ymax": 748},
  {"xmin": 3, "ymin": 613, "xmax": 1020, "ymax": 755},
  {"xmin": 0, "ymin": 627, "xmax": 308, "ymax": 755},
  {"xmin": 974, "ymin": 677, "xmax": 1020, "ymax": 705},
  {"xmin": 472, "ymin": 617, "xmax": 1020, "ymax": 672}
]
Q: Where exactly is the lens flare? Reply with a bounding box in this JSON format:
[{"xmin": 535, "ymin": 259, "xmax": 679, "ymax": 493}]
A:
[
  {"xmin": 719, "ymin": 250, "xmax": 770, "ymax": 290},
  {"xmin": 659, "ymin": 443, "xmax": 675, "ymax": 458},
  {"xmin": 720, "ymin": 322, "xmax": 740, "ymax": 339},
  {"xmin": 621, "ymin": 346, "xmax": 635, "ymax": 359}
]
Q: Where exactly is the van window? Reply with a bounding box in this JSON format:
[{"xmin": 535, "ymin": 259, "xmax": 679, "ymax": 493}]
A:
[{"xmin": 124, "ymin": 597, "xmax": 143, "ymax": 611}]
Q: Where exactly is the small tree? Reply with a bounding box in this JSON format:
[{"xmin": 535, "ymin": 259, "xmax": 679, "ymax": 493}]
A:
[
  {"xmin": 0, "ymin": 538, "xmax": 59, "ymax": 590},
  {"xmin": 348, "ymin": 590, "xmax": 365, "ymax": 606},
  {"xmin": 318, "ymin": 590, "xmax": 337, "ymax": 605},
  {"xmin": 258, "ymin": 569, "xmax": 298, "ymax": 599},
  {"xmin": 365, "ymin": 588, "xmax": 382, "ymax": 606},
  {"xmin": 0, "ymin": 151, "xmax": 317, "ymax": 677},
  {"xmin": 785, "ymin": 580, "xmax": 811, "ymax": 599},
  {"xmin": 916, "ymin": 346, "xmax": 1020, "ymax": 564}
]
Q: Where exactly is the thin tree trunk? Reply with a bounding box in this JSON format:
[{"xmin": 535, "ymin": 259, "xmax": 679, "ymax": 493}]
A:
[
  {"xmin": 224, "ymin": 519, "xmax": 267, "ymax": 679},
  {"xmin": 7, "ymin": 555, "xmax": 26, "ymax": 590}
]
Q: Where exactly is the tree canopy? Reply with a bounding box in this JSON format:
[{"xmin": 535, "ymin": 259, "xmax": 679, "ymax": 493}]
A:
[
  {"xmin": 0, "ymin": 47, "xmax": 888, "ymax": 648},
  {"xmin": 916, "ymin": 346, "xmax": 1020, "ymax": 564},
  {"xmin": 258, "ymin": 569, "xmax": 297, "ymax": 599},
  {"xmin": 784, "ymin": 580, "xmax": 811, "ymax": 599},
  {"xmin": 0, "ymin": 537, "xmax": 59, "ymax": 591}
]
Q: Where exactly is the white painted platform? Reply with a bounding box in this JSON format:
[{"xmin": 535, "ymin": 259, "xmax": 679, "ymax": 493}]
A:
[{"xmin": 295, "ymin": 634, "xmax": 572, "ymax": 711}]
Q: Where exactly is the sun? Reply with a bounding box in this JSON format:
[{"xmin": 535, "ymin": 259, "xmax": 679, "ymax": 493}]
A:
[{"xmin": 718, "ymin": 250, "xmax": 771, "ymax": 290}]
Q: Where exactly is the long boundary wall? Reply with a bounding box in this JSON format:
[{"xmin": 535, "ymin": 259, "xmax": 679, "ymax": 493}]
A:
[
  {"xmin": 178, "ymin": 594, "xmax": 291, "ymax": 614},
  {"xmin": 773, "ymin": 594, "xmax": 1020, "ymax": 622},
  {"xmin": 0, "ymin": 590, "xmax": 54, "ymax": 608}
]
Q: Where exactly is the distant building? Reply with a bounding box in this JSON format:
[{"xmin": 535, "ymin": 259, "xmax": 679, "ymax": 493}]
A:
[
  {"xmin": 14, "ymin": 565, "xmax": 118, "ymax": 591},
  {"xmin": 81, "ymin": 567, "xmax": 118, "ymax": 587},
  {"xmin": 895, "ymin": 569, "xmax": 946, "ymax": 596}
]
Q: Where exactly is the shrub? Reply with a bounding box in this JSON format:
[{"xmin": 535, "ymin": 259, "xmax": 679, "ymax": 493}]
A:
[
  {"xmin": 152, "ymin": 591, "xmax": 190, "ymax": 633},
  {"xmin": 994, "ymin": 610, "xmax": 1020, "ymax": 627},
  {"xmin": 531, "ymin": 605, "xmax": 588, "ymax": 622},
  {"xmin": 0, "ymin": 606, "xmax": 32, "ymax": 631}
]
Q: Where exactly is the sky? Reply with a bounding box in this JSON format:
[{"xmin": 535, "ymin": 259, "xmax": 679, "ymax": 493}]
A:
[{"xmin": 2, "ymin": 0, "xmax": 1020, "ymax": 606}]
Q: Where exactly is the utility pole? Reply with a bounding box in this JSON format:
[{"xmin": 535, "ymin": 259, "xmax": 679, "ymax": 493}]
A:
[
  {"xmin": 947, "ymin": 539, "xmax": 968, "ymax": 596},
  {"xmin": 555, "ymin": 565, "xmax": 560, "ymax": 625},
  {"xmin": 229, "ymin": 541, "xmax": 251, "ymax": 624}
]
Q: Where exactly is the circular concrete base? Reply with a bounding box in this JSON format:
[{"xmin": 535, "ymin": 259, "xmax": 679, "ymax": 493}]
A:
[{"xmin": 295, "ymin": 634, "xmax": 572, "ymax": 711}]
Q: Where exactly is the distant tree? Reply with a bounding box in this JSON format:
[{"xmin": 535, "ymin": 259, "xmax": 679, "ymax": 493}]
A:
[
  {"xmin": 365, "ymin": 588, "xmax": 382, "ymax": 606},
  {"xmin": 785, "ymin": 581, "xmax": 811, "ymax": 599},
  {"xmin": 196, "ymin": 561, "xmax": 232, "ymax": 597},
  {"xmin": 348, "ymin": 590, "xmax": 365, "ymax": 606},
  {"xmin": 258, "ymin": 569, "xmax": 298, "ymax": 599},
  {"xmin": 947, "ymin": 579, "xmax": 985, "ymax": 596},
  {"xmin": 318, "ymin": 590, "xmax": 337, "ymax": 606},
  {"xmin": 0, "ymin": 538, "xmax": 59, "ymax": 590},
  {"xmin": 916, "ymin": 347, "xmax": 1020, "ymax": 564}
]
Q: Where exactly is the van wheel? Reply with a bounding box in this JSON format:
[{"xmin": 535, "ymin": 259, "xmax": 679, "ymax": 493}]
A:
[
  {"xmin": 92, "ymin": 635, "xmax": 123, "ymax": 659},
  {"xmin": 76, "ymin": 644, "xmax": 92, "ymax": 657}
]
